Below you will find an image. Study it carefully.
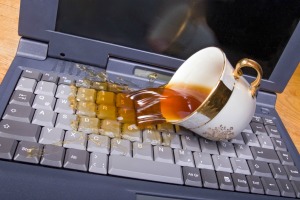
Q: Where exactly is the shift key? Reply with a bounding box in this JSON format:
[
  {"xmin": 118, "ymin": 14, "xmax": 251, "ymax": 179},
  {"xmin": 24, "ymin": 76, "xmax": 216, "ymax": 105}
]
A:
[{"xmin": 0, "ymin": 119, "xmax": 41, "ymax": 142}]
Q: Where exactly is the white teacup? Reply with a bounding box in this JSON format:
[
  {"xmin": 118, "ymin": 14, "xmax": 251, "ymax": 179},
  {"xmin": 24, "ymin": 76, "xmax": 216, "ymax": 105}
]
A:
[{"xmin": 166, "ymin": 47, "xmax": 263, "ymax": 140}]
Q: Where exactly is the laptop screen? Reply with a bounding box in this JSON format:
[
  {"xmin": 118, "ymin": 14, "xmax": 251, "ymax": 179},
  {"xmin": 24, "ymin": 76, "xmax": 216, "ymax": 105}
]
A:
[{"xmin": 55, "ymin": 0, "xmax": 300, "ymax": 79}]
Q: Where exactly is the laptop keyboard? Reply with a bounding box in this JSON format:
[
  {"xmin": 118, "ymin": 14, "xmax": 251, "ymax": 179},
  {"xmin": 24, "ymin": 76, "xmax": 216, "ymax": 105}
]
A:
[{"xmin": 0, "ymin": 68, "xmax": 300, "ymax": 198}]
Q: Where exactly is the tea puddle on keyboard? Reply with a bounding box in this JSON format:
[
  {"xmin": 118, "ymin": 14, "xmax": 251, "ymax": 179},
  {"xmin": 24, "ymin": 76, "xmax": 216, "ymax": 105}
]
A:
[{"xmin": 68, "ymin": 81, "xmax": 210, "ymax": 137}]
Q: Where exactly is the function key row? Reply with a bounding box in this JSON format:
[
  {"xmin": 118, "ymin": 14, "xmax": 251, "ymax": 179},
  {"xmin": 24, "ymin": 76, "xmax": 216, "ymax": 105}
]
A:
[
  {"xmin": 252, "ymin": 115, "xmax": 276, "ymax": 126},
  {"xmin": 22, "ymin": 69, "xmax": 74, "ymax": 85},
  {"xmin": 21, "ymin": 69, "xmax": 128, "ymax": 91}
]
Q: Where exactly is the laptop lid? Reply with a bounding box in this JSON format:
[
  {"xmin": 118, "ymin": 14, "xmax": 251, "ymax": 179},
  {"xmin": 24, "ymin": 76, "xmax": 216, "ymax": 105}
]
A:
[{"xmin": 19, "ymin": 0, "xmax": 300, "ymax": 93}]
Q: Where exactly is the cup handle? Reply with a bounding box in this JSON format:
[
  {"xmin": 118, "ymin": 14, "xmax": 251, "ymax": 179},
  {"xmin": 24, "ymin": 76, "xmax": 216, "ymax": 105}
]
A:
[{"xmin": 233, "ymin": 58, "xmax": 263, "ymax": 97}]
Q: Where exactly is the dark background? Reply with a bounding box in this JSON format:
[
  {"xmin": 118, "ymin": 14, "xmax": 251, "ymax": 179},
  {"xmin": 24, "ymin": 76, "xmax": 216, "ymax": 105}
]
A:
[{"xmin": 56, "ymin": 0, "xmax": 300, "ymax": 79}]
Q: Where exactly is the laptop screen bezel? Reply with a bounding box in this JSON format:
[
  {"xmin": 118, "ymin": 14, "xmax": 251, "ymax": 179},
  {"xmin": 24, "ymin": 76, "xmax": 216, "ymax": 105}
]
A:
[{"xmin": 18, "ymin": 0, "xmax": 300, "ymax": 93}]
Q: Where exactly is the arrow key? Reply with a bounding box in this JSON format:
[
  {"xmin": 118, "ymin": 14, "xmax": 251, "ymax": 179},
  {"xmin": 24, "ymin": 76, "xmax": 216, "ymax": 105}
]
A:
[
  {"xmin": 276, "ymin": 179, "xmax": 296, "ymax": 198},
  {"xmin": 261, "ymin": 177, "xmax": 280, "ymax": 196}
]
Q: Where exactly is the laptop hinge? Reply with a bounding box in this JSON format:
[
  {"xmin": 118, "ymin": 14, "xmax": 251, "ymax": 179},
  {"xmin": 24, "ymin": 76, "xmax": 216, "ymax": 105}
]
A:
[
  {"xmin": 256, "ymin": 90, "xmax": 277, "ymax": 108},
  {"xmin": 16, "ymin": 38, "xmax": 48, "ymax": 60}
]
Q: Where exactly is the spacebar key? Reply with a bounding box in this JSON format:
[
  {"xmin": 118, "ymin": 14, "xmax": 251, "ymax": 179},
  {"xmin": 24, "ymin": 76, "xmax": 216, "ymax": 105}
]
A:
[
  {"xmin": 0, "ymin": 119, "xmax": 41, "ymax": 142},
  {"xmin": 109, "ymin": 155, "xmax": 183, "ymax": 184}
]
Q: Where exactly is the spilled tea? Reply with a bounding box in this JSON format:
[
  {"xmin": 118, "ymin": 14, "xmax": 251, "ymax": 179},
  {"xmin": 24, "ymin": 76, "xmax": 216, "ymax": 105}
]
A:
[{"xmin": 129, "ymin": 84, "xmax": 211, "ymax": 128}]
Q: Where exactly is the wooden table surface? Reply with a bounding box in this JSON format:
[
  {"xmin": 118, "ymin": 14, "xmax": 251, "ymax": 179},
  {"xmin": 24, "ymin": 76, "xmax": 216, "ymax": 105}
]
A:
[{"xmin": 1, "ymin": 0, "xmax": 300, "ymax": 152}]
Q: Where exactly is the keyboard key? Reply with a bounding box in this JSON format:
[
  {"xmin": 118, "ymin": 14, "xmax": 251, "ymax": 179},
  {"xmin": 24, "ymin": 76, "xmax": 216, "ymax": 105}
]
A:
[
  {"xmin": 269, "ymin": 163, "xmax": 288, "ymax": 180},
  {"xmin": 246, "ymin": 175, "xmax": 264, "ymax": 194},
  {"xmin": 212, "ymin": 155, "xmax": 233, "ymax": 173},
  {"xmin": 263, "ymin": 117, "xmax": 276, "ymax": 126},
  {"xmin": 108, "ymin": 83, "xmax": 128, "ymax": 92},
  {"xmin": 217, "ymin": 141, "xmax": 236, "ymax": 157},
  {"xmin": 154, "ymin": 146, "xmax": 174, "ymax": 164},
  {"xmin": 271, "ymin": 138, "xmax": 287, "ymax": 151},
  {"xmin": 76, "ymin": 88, "xmax": 96, "ymax": 102},
  {"xmin": 276, "ymin": 179, "xmax": 296, "ymax": 197},
  {"xmin": 277, "ymin": 151, "xmax": 294, "ymax": 166},
  {"xmin": 116, "ymin": 93, "xmax": 133, "ymax": 108},
  {"xmin": 38, "ymin": 127, "xmax": 65, "ymax": 146},
  {"xmin": 3, "ymin": 104, "xmax": 34, "ymax": 123},
  {"xmin": 252, "ymin": 115, "xmax": 263, "ymax": 123},
  {"xmin": 216, "ymin": 171, "xmax": 234, "ymax": 191},
  {"xmin": 91, "ymin": 81, "xmax": 107, "ymax": 90},
  {"xmin": 199, "ymin": 138, "xmax": 219, "ymax": 154},
  {"xmin": 231, "ymin": 173, "xmax": 249, "ymax": 192},
  {"xmin": 250, "ymin": 147, "xmax": 279, "ymax": 164},
  {"xmin": 100, "ymin": 119, "xmax": 121, "ymax": 138},
  {"xmin": 261, "ymin": 177, "xmax": 280, "ymax": 196},
  {"xmin": 229, "ymin": 133, "xmax": 245, "ymax": 144},
  {"xmin": 14, "ymin": 141, "xmax": 43, "ymax": 164},
  {"xmin": 157, "ymin": 123, "xmax": 175, "ymax": 133},
  {"xmin": 40, "ymin": 144, "xmax": 65, "ymax": 167},
  {"xmin": 55, "ymin": 113, "xmax": 78, "ymax": 131},
  {"xmin": 32, "ymin": 109, "xmax": 57, "ymax": 127},
  {"xmin": 22, "ymin": 69, "xmax": 42, "ymax": 80},
  {"xmin": 133, "ymin": 142, "xmax": 153, "ymax": 160},
  {"xmin": 55, "ymin": 84, "xmax": 77, "ymax": 99},
  {"xmin": 162, "ymin": 132, "xmax": 182, "ymax": 149},
  {"xmin": 0, "ymin": 137, "xmax": 18, "ymax": 159},
  {"xmin": 242, "ymin": 132, "xmax": 260, "ymax": 147},
  {"xmin": 87, "ymin": 134, "xmax": 110, "ymax": 154},
  {"xmin": 177, "ymin": 127, "xmax": 194, "ymax": 137},
  {"xmin": 174, "ymin": 149, "xmax": 195, "ymax": 167},
  {"xmin": 234, "ymin": 144, "xmax": 253, "ymax": 160},
  {"xmin": 64, "ymin": 148, "xmax": 89, "ymax": 171},
  {"xmin": 34, "ymin": 81, "xmax": 57, "ymax": 96},
  {"xmin": 250, "ymin": 122, "xmax": 267, "ymax": 135},
  {"xmin": 257, "ymin": 135, "xmax": 273, "ymax": 149},
  {"xmin": 121, "ymin": 124, "xmax": 142, "ymax": 142},
  {"xmin": 193, "ymin": 152, "xmax": 214, "ymax": 170},
  {"xmin": 285, "ymin": 165, "xmax": 300, "ymax": 181},
  {"xmin": 54, "ymin": 98, "xmax": 75, "ymax": 114},
  {"xmin": 78, "ymin": 117, "xmax": 100, "ymax": 134},
  {"xmin": 0, "ymin": 119, "xmax": 41, "ymax": 142},
  {"xmin": 181, "ymin": 135, "xmax": 200, "ymax": 152},
  {"xmin": 183, "ymin": 166, "xmax": 202, "ymax": 187},
  {"xmin": 89, "ymin": 152, "xmax": 108, "ymax": 174},
  {"xmin": 291, "ymin": 181, "xmax": 300, "ymax": 198},
  {"xmin": 58, "ymin": 75, "xmax": 74, "ymax": 85},
  {"xmin": 96, "ymin": 91, "xmax": 115, "ymax": 105},
  {"xmin": 248, "ymin": 160, "xmax": 272, "ymax": 178},
  {"xmin": 76, "ymin": 102, "xmax": 96, "ymax": 117},
  {"xmin": 242, "ymin": 124, "xmax": 254, "ymax": 134},
  {"xmin": 96, "ymin": 104, "xmax": 117, "ymax": 120},
  {"xmin": 265, "ymin": 125, "xmax": 280, "ymax": 138},
  {"xmin": 108, "ymin": 155, "xmax": 183, "ymax": 184},
  {"xmin": 15, "ymin": 77, "xmax": 37, "ymax": 93},
  {"xmin": 201, "ymin": 169, "xmax": 218, "ymax": 189},
  {"xmin": 230, "ymin": 158, "xmax": 251, "ymax": 175},
  {"xmin": 63, "ymin": 130, "xmax": 87, "ymax": 150},
  {"xmin": 32, "ymin": 94, "xmax": 56, "ymax": 110},
  {"xmin": 41, "ymin": 72, "xmax": 59, "ymax": 83},
  {"xmin": 117, "ymin": 108, "xmax": 136, "ymax": 123},
  {"xmin": 111, "ymin": 138, "xmax": 132, "ymax": 157},
  {"xmin": 143, "ymin": 129, "xmax": 162, "ymax": 145},
  {"xmin": 76, "ymin": 79, "xmax": 91, "ymax": 88},
  {"xmin": 9, "ymin": 90, "xmax": 35, "ymax": 106}
]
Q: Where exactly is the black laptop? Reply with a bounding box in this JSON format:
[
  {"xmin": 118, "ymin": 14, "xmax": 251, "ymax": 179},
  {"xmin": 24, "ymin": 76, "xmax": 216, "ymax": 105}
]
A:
[{"xmin": 0, "ymin": 0, "xmax": 300, "ymax": 199}]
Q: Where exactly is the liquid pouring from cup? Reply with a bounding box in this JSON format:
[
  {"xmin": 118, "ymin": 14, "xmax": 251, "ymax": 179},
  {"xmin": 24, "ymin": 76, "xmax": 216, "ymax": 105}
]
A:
[{"xmin": 129, "ymin": 47, "xmax": 263, "ymax": 141}]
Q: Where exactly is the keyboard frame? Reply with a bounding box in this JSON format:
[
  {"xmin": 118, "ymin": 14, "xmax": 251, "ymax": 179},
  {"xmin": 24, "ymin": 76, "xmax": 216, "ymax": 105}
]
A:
[{"xmin": 0, "ymin": 56, "xmax": 299, "ymax": 200}]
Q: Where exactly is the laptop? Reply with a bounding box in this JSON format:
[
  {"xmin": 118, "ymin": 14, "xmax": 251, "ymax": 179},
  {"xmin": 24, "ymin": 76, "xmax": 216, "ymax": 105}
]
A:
[{"xmin": 0, "ymin": 0, "xmax": 300, "ymax": 199}]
